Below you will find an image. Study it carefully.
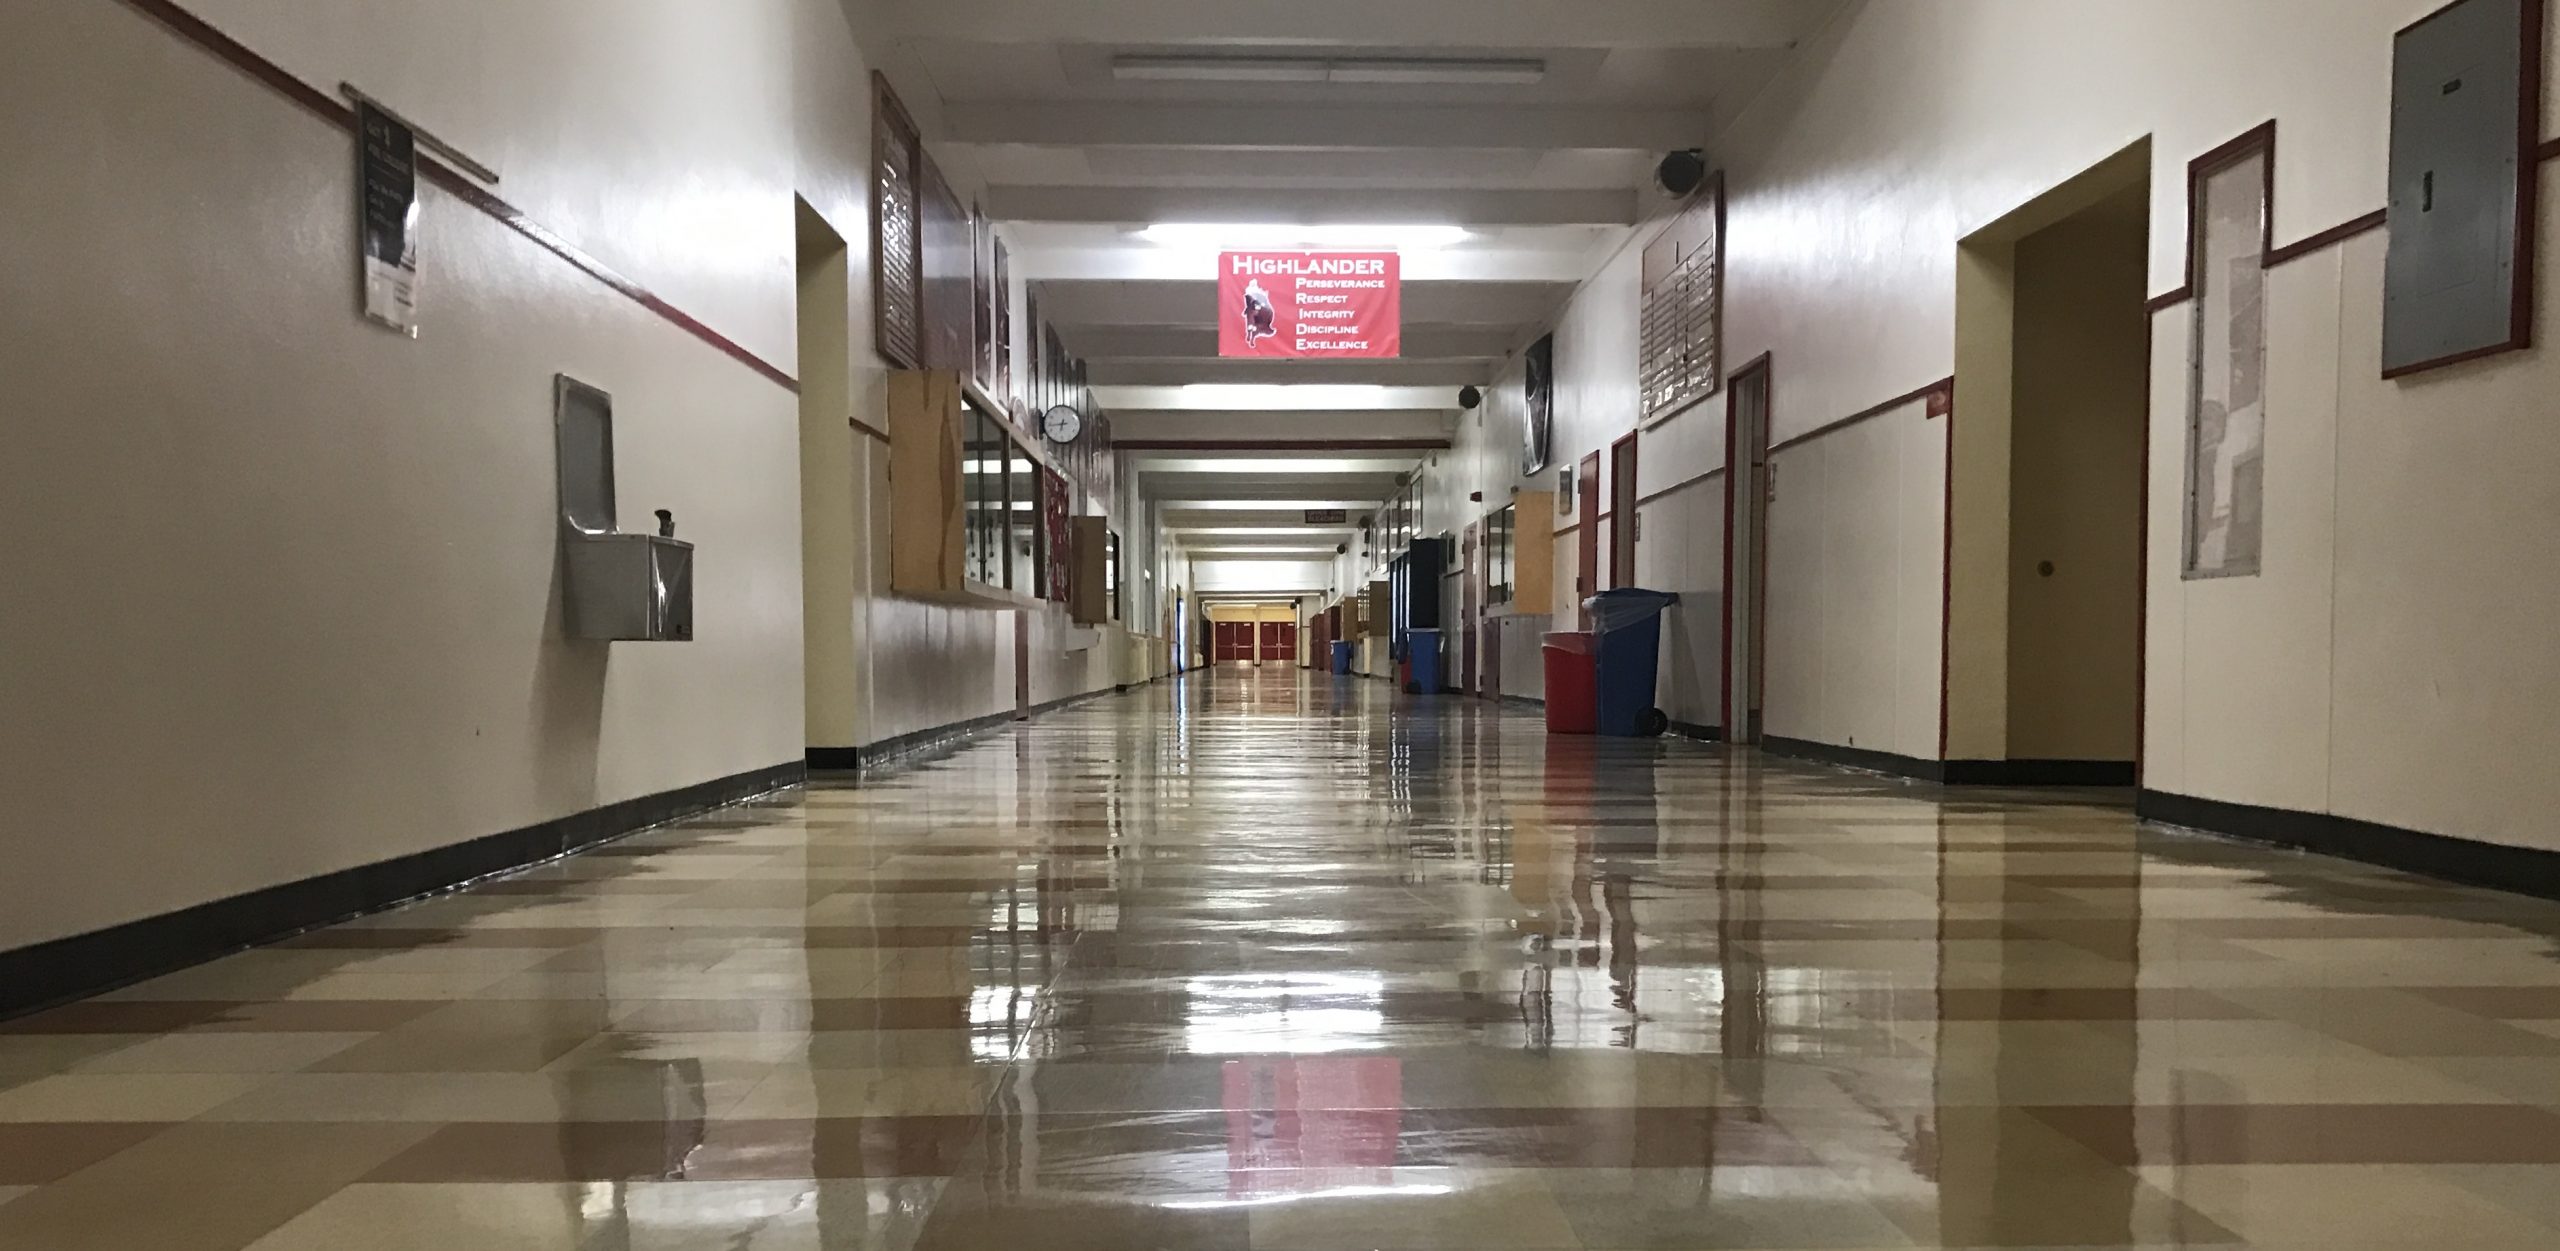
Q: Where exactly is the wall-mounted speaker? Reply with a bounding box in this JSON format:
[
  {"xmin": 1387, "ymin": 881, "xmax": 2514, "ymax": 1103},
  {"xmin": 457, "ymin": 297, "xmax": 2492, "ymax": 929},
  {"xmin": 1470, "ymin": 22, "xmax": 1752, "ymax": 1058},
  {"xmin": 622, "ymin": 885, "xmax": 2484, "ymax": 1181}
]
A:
[
  {"xmin": 1655, "ymin": 149, "xmax": 1708, "ymax": 199},
  {"xmin": 1458, "ymin": 385, "xmax": 1484, "ymax": 409}
]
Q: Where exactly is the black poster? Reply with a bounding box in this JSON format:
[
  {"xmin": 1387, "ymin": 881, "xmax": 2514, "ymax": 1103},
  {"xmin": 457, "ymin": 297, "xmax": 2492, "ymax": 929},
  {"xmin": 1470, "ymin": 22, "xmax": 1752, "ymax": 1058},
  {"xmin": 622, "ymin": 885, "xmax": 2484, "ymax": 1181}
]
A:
[
  {"xmin": 357, "ymin": 102, "xmax": 420, "ymax": 334},
  {"xmin": 1520, "ymin": 333, "xmax": 1555, "ymax": 476}
]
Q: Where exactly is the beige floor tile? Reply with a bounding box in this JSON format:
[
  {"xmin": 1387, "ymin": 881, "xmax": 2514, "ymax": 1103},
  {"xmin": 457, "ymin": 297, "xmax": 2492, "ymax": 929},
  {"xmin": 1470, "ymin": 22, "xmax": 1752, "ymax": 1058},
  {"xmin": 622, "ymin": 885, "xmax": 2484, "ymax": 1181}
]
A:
[
  {"xmin": 0, "ymin": 1121, "xmax": 435, "ymax": 1250},
  {"xmin": 0, "ymin": 1034, "xmax": 156, "ymax": 1076},
  {"xmin": 243, "ymin": 1183, "xmax": 604, "ymax": 1250},
  {"xmin": 0, "ymin": 1072, "xmax": 273, "ymax": 1121},
  {"xmin": 2136, "ymin": 1163, "xmax": 2560, "ymax": 1246},
  {"xmin": 1246, "ymin": 1170, "xmax": 1583, "ymax": 1250}
]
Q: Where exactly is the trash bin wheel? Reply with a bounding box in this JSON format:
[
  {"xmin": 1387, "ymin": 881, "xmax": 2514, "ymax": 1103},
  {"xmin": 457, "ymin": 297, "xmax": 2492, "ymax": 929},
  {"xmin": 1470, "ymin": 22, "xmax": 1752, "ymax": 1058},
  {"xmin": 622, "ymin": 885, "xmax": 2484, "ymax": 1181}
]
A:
[{"xmin": 1641, "ymin": 708, "xmax": 1670, "ymax": 737}]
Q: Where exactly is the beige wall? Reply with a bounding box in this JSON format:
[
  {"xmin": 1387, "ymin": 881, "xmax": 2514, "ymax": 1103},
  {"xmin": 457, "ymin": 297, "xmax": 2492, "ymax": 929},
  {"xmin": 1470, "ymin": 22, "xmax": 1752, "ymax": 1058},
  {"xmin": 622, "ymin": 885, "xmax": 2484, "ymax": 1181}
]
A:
[
  {"xmin": 2005, "ymin": 193, "xmax": 2147, "ymax": 762},
  {"xmin": 0, "ymin": 0, "xmax": 828, "ymax": 952},
  {"xmin": 1431, "ymin": 0, "xmax": 2560, "ymax": 861}
]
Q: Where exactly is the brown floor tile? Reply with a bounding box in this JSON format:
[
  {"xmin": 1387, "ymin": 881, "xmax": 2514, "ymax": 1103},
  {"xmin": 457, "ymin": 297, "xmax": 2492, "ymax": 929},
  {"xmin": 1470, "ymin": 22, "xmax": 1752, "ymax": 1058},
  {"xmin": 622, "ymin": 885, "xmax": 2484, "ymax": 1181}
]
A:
[
  {"xmin": 0, "ymin": 1122, "xmax": 176, "ymax": 1184},
  {"xmin": 2031, "ymin": 1102, "xmax": 2560, "ymax": 1165}
]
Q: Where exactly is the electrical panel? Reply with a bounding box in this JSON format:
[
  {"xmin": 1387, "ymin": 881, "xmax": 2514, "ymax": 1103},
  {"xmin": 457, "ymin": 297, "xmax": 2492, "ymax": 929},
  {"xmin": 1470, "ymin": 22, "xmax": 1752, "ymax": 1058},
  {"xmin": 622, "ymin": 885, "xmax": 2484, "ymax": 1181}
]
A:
[{"xmin": 2383, "ymin": 0, "xmax": 2533, "ymax": 375}]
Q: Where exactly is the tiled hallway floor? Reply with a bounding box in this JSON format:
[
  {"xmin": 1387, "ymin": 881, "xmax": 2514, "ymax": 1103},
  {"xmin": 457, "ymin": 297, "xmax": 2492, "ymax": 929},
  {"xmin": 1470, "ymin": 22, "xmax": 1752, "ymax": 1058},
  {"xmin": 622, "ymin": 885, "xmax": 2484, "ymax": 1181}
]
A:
[{"xmin": 12, "ymin": 670, "xmax": 2560, "ymax": 1248}]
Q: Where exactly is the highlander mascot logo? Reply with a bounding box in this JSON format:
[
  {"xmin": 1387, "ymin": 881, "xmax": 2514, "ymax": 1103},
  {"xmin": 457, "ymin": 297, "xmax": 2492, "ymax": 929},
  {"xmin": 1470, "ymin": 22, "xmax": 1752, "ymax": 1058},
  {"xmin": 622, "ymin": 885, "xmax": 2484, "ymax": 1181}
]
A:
[{"xmin": 1239, "ymin": 279, "xmax": 1279, "ymax": 351}]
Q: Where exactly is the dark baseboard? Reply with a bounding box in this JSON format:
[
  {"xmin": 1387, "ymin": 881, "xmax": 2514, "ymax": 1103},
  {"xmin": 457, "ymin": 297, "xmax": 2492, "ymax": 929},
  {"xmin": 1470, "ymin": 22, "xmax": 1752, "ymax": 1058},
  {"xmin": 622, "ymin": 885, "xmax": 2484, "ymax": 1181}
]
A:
[
  {"xmin": 1668, "ymin": 720, "xmax": 1723, "ymax": 742},
  {"xmin": 2137, "ymin": 788, "xmax": 2560, "ymax": 902},
  {"xmin": 1942, "ymin": 758, "xmax": 2138, "ymax": 787},
  {"xmin": 1762, "ymin": 737, "xmax": 2135, "ymax": 787},
  {"xmin": 1763, "ymin": 735, "xmax": 1945, "ymax": 782},
  {"xmin": 1498, "ymin": 694, "xmax": 1545, "ymax": 710},
  {"xmin": 0, "ymin": 759, "xmax": 804, "ymax": 1022}
]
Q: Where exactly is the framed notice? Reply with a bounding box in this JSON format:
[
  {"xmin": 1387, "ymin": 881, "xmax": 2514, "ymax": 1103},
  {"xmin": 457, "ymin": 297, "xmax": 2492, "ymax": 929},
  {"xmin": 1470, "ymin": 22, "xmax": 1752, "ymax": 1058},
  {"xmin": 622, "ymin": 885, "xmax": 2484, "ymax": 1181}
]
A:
[
  {"xmin": 1638, "ymin": 176, "xmax": 1725, "ymax": 424},
  {"xmin": 356, "ymin": 102, "xmax": 420, "ymax": 335},
  {"xmin": 1219, "ymin": 252, "xmax": 1401, "ymax": 358}
]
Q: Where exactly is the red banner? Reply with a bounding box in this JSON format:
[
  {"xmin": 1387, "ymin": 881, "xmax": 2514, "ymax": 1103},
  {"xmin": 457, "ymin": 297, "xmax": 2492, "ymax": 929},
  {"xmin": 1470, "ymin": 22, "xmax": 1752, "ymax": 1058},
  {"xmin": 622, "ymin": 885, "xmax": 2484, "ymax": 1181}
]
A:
[{"xmin": 1218, "ymin": 252, "xmax": 1401, "ymax": 358}]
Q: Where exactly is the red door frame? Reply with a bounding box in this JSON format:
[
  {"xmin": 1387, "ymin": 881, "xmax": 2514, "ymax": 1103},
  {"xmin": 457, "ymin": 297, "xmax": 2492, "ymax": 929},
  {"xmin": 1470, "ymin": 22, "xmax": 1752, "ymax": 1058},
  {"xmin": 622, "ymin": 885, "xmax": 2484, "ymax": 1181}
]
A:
[
  {"xmin": 1720, "ymin": 354, "xmax": 1774, "ymax": 740},
  {"xmin": 1575, "ymin": 451, "xmax": 1602, "ymax": 627},
  {"xmin": 1609, "ymin": 433, "xmax": 1640, "ymax": 588}
]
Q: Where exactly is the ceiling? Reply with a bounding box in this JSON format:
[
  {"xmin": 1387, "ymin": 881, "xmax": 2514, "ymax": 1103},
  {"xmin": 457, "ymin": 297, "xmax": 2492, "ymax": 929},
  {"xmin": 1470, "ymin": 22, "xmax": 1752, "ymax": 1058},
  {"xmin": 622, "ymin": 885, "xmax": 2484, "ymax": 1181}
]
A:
[{"xmin": 852, "ymin": 0, "xmax": 1848, "ymax": 586}]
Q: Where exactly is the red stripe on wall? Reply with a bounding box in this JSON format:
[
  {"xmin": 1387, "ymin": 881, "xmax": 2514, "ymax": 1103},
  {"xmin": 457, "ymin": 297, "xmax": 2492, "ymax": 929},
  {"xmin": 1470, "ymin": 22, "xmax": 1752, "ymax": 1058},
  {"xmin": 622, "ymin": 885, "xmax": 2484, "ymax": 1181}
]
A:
[{"xmin": 115, "ymin": 0, "xmax": 799, "ymax": 395}]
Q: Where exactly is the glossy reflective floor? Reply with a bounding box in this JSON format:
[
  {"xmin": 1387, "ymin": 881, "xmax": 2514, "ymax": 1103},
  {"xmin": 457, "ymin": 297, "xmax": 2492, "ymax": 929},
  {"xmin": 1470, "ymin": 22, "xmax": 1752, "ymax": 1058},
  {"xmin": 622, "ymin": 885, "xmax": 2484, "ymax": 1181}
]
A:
[{"xmin": 12, "ymin": 670, "xmax": 2560, "ymax": 1248}]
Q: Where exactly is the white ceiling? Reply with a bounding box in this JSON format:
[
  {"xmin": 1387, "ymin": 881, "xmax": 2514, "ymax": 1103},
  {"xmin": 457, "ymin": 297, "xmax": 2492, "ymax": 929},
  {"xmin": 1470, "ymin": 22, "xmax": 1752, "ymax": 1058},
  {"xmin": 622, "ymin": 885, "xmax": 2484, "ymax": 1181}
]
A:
[{"xmin": 851, "ymin": 0, "xmax": 1847, "ymax": 588}]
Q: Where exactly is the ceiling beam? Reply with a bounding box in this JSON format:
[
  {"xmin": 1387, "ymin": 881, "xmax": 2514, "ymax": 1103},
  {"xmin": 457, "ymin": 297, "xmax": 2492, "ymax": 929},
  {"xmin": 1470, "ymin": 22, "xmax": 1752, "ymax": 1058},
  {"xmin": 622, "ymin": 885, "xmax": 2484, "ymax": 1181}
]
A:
[
  {"xmin": 944, "ymin": 103, "xmax": 1708, "ymax": 151},
  {"xmin": 989, "ymin": 185, "xmax": 1636, "ymax": 226},
  {"xmin": 1034, "ymin": 279, "xmax": 1573, "ymax": 328},
  {"xmin": 867, "ymin": 0, "xmax": 1827, "ymax": 49},
  {"xmin": 1092, "ymin": 359, "xmax": 1491, "ymax": 386},
  {"xmin": 1067, "ymin": 324, "xmax": 1514, "ymax": 360},
  {"xmin": 1119, "ymin": 437, "xmax": 1449, "ymax": 451}
]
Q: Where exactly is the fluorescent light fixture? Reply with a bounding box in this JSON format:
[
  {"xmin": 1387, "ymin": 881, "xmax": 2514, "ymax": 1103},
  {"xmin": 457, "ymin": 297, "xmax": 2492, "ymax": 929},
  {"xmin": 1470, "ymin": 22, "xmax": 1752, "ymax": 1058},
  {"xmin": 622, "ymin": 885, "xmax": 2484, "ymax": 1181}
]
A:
[
  {"xmin": 1140, "ymin": 223, "xmax": 1473, "ymax": 251},
  {"xmin": 1328, "ymin": 59, "xmax": 1545, "ymax": 85},
  {"xmin": 1113, "ymin": 56, "xmax": 1326, "ymax": 83},
  {"xmin": 1190, "ymin": 548, "xmax": 1339, "ymax": 556},
  {"xmin": 1174, "ymin": 383, "xmax": 1392, "ymax": 410},
  {"xmin": 1112, "ymin": 54, "xmax": 1543, "ymax": 87}
]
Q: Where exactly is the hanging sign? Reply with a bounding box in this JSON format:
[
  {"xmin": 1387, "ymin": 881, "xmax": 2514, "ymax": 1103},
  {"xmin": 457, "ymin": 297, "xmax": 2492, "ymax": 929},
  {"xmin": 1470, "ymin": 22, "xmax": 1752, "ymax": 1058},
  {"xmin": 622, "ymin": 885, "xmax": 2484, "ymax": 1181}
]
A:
[
  {"xmin": 356, "ymin": 102, "xmax": 421, "ymax": 335},
  {"xmin": 1219, "ymin": 252, "xmax": 1400, "ymax": 358},
  {"xmin": 1304, "ymin": 509, "xmax": 1349, "ymax": 525}
]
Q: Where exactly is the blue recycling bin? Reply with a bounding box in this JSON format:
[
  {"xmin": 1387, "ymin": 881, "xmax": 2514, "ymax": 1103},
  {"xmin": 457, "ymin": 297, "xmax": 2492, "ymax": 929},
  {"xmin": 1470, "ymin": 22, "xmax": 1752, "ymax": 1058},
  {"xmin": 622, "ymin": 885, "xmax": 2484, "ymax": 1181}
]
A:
[
  {"xmin": 1587, "ymin": 589, "xmax": 1679, "ymax": 736},
  {"xmin": 1331, "ymin": 640, "xmax": 1355, "ymax": 675},
  {"xmin": 1405, "ymin": 628, "xmax": 1444, "ymax": 695}
]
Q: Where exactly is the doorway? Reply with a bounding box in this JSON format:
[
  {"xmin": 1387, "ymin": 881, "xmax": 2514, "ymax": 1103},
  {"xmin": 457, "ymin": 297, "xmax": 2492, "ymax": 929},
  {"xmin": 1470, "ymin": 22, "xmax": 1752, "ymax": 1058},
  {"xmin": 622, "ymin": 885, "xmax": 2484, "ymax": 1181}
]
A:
[
  {"xmin": 795, "ymin": 199, "xmax": 861, "ymax": 762},
  {"xmin": 1722, "ymin": 358, "xmax": 1771, "ymax": 743},
  {"xmin": 1947, "ymin": 141, "xmax": 2150, "ymax": 779}
]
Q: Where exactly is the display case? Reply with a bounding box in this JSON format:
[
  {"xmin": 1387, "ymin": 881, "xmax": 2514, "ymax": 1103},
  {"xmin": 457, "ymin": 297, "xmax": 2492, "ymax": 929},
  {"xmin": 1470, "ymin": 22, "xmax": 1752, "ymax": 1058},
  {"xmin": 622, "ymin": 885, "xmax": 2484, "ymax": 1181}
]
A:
[
  {"xmin": 1491, "ymin": 490, "xmax": 1555, "ymax": 611},
  {"xmin": 890, "ymin": 370, "xmax": 1043, "ymax": 606}
]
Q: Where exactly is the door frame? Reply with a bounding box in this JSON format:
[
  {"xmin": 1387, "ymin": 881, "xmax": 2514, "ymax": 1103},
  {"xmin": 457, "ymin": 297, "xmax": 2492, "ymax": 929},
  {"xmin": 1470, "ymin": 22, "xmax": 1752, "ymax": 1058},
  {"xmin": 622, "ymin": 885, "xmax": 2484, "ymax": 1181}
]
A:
[
  {"xmin": 1608, "ymin": 433, "xmax": 1640, "ymax": 588},
  {"xmin": 1720, "ymin": 354, "xmax": 1774, "ymax": 742},
  {"xmin": 1575, "ymin": 450, "xmax": 1602, "ymax": 627}
]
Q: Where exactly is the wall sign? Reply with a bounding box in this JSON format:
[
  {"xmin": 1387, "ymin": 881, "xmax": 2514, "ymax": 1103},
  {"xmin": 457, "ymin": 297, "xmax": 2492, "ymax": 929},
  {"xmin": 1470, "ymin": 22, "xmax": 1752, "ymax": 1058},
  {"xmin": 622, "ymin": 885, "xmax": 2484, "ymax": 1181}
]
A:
[
  {"xmin": 356, "ymin": 102, "xmax": 421, "ymax": 335},
  {"xmin": 1219, "ymin": 252, "xmax": 1401, "ymax": 358},
  {"xmin": 1304, "ymin": 508, "xmax": 1348, "ymax": 525}
]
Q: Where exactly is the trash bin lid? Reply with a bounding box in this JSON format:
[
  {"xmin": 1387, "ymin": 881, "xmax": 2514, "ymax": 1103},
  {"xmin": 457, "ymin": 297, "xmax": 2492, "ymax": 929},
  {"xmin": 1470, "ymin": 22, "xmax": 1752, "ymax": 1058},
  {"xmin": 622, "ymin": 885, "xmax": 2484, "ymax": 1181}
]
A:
[
  {"xmin": 1584, "ymin": 588, "xmax": 1679, "ymax": 632},
  {"xmin": 1541, "ymin": 630, "xmax": 1598, "ymax": 655}
]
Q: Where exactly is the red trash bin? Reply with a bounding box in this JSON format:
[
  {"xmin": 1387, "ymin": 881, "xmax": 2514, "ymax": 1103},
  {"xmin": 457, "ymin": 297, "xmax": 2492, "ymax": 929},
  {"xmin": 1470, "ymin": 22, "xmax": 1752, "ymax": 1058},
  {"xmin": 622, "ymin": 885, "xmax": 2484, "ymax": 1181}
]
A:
[{"xmin": 1542, "ymin": 631, "xmax": 1599, "ymax": 734}]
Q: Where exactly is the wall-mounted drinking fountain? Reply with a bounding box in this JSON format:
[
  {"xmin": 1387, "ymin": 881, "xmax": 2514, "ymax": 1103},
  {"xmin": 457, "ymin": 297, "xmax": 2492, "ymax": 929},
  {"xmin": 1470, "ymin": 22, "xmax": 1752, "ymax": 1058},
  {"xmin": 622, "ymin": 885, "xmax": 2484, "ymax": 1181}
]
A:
[{"xmin": 555, "ymin": 375, "xmax": 694, "ymax": 641}]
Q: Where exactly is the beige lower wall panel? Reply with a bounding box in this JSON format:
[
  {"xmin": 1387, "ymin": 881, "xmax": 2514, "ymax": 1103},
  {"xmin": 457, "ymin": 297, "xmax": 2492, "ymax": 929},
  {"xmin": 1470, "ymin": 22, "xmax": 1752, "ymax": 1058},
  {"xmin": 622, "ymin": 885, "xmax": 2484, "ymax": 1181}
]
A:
[
  {"xmin": 1632, "ymin": 478, "xmax": 1725, "ymax": 728},
  {"xmin": 0, "ymin": 10, "xmax": 803, "ymax": 951},
  {"xmin": 2147, "ymin": 252, "xmax": 2340, "ymax": 816},
  {"xmin": 1763, "ymin": 405, "xmax": 1945, "ymax": 759},
  {"xmin": 2327, "ymin": 217, "xmax": 2560, "ymax": 852},
  {"xmin": 1494, "ymin": 616, "xmax": 1551, "ymax": 703},
  {"xmin": 2140, "ymin": 308, "xmax": 2195, "ymax": 793}
]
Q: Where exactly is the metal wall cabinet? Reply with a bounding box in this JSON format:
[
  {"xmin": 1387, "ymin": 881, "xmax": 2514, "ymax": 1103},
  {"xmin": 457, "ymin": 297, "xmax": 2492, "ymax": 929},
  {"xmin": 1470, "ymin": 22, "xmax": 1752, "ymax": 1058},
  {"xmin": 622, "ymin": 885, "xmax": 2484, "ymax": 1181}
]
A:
[{"xmin": 2382, "ymin": 0, "xmax": 2539, "ymax": 376}]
